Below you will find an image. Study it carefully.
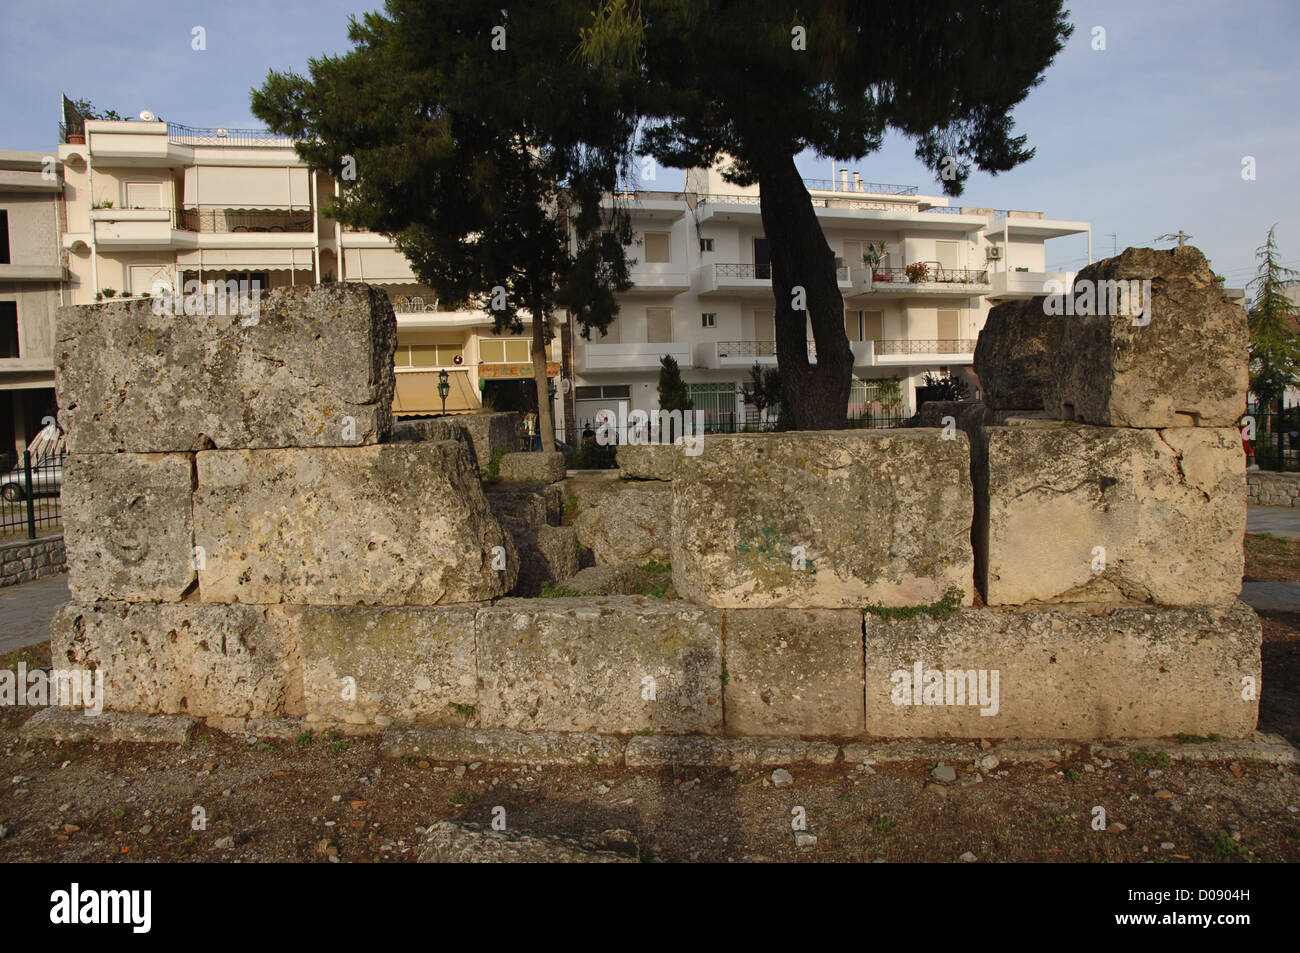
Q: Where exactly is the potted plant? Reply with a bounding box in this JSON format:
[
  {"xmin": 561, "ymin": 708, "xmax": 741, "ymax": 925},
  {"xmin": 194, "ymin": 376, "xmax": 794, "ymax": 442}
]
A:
[
  {"xmin": 862, "ymin": 240, "xmax": 890, "ymax": 281},
  {"xmin": 905, "ymin": 261, "xmax": 929, "ymax": 283}
]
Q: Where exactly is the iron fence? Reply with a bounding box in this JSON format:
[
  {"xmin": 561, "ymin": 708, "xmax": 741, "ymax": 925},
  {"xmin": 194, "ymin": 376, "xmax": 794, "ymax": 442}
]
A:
[
  {"xmin": 1, "ymin": 450, "xmax": 65, "ymax": 540},
  {"xmin": 1247, "ymin": 403, "xmax": 1300, "ymax": 472}
]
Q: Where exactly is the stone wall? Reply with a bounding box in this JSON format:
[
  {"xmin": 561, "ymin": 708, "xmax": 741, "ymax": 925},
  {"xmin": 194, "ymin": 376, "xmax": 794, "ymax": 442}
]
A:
[
  {"xmin": 1247, "ymin": 470, "xmax": 1300, "ymax": 507},
  {"xmin": 46, "ymin": 256, "xmax": 1261, "ymax": 742},
  {"xmin": 0, "ymin": 533, "xmax": 66, "ymax": 589}
]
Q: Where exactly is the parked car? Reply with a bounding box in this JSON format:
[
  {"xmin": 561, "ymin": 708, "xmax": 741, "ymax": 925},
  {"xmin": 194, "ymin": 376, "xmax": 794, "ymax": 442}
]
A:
[{"xmin": 0, "ymin": 425, "xmax": 66, "ymax": 502}]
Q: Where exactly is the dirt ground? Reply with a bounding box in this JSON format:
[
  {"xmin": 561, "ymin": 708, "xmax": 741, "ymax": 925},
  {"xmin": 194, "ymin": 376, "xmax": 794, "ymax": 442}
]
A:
[{"xmin": 1, "ymin": 536, "xmax": 1298, "ymax": 864}]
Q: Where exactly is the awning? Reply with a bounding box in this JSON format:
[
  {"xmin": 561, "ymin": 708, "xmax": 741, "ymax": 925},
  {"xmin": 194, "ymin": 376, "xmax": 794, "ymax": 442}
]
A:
[
  {"xmin": 175, "ymin": 248, "xmax": 315, "ymax": 271},
  {"xmin": 394, "ymin": 370, "xmax": 480, "ymax": 415},
  {"xmin": 343, "ymin": 247, "xmax": 418, "ymax": 284},
  {"xmin": 183, "ymin": 166, "xmax": 310, "ymax": 210}
]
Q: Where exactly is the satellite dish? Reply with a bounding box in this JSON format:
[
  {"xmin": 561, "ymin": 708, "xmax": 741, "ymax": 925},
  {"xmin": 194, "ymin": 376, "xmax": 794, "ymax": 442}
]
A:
[
  {"xmin": 216, "ymin": 128, "xmax": 228, "ymax": 138},
  {"xmin": 139, "ymin": 109, "xmax": 155, "ymax": 122}
]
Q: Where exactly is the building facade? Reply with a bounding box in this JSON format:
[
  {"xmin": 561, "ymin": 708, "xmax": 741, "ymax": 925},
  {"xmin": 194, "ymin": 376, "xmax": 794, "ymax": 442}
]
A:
[
  {"xmin": 0, "ymin": 151, "xmax": 67, "ymax": 465},
  {"xmin": 55, "ymin": 117, "xmax": 1093, "ymax": 440}
]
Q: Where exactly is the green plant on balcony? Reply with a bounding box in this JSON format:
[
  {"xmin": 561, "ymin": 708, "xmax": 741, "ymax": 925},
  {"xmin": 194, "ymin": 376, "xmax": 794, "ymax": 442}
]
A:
[
  {"xmin": 91, "ymin": 200, "xmax": 114, "ymax": 209},
  {"xmin": 904, "ymin": 261, "xmax": 929, "ymax": 283},
  {"xmin": 862, "ymin": 240, "xmax": 889, "ymax": 277}
]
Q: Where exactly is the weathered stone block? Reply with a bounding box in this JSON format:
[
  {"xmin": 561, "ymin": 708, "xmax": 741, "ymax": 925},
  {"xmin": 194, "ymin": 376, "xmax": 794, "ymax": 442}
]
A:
[
  {"xmin": 560, "ymin": 563, "xmax": 641, "ymax": 596},
  {"xmin": 617, "ymin": 444, "xmax": 680, "ymax": 481},
  {"xmin": 486, "ymin": 481, "xmax": 565, "ymax": 535},
  {"xmin": 984, "ymin": 425, "xmax": 1244, "ymax": 605},
  {"xmin": 1045, "ymin": 246, "xmax": 1248, "ymax": 427},
  {"xmin": 61, "ymin": 452, "xmax": 195, "ymax": 602},
  {"xmin": 672, "ymin": 431, "xmax": 975, "ymax": 608},
  {"xmin": 392, "ymin": 412, "xmax": 520, "ymax": 473},
  {"xmin": 50, "ymin": 602, "xmax": 301, "ymax": 719},
  {"xmin": 973, "ymin": 298, "xmax": 1057, "ymax": 411},
  {"xmin": 864, "ymin": 602, "xmax": 1261, "ymax": 739},
  {"xmin": 513, "ymin": 525, "xmax": 581, "ymax": 597},
  {"xmin": 280, "ymin": 605, "xmax": 479, "ymax": 727},
  {"xmin": 420, "ymin": 820, "xmax": 638, "ymax": 863},
  {"xmin": 723, "ymin": 609, "xmax": 865, "ymax": 736},
  {"xmin": 573, "ymin": 480, "xmax": 671, "ymax": 565},
  {"xmin": 499, "ymin": 451, "xmax": 566, "ymax": 483},
  {"xmin": 194, "ymin": 441, "xmax": 516, "ymax": 605},
  {"xmin": 55, "ymin": 284, "xmax": 396, "ymax": 452},
  {"xmin": 476, "ymin": 598, "xmax": 723, "ymax": 733}
]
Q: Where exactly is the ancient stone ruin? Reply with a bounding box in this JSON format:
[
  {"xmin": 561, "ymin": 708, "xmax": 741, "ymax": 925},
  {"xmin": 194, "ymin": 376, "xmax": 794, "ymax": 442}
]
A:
[{"xmin": 33, "ymin": 252, "xmax": 1260, "ymax": 752}]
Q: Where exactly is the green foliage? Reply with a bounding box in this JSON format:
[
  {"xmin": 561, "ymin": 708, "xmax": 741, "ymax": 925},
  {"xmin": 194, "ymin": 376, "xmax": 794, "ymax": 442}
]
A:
[
  {"xmin": 563, "ymin": 494, "xmax": 581, "ymax": 524},
  {"xmin": 294, "ymin": 729, "xmax": 315, "ymax": 747},
  {"xmin": 862, "ymin": 588, "xmax": 963, "ymax": 620},
  {"xmin": 1130, "ymin": 748, "xmax": 1172, "ymax": 769},
  {"xmin": 640, "ymin": 560, "xmax": 671, "ymax": 575},
  {"xmin": 922, "ymin": 371, "xmax": 970, "ymax": 401},
  {"xmin": 1247, "ymin": 226, "xmax": 1300, "ymax": 411},
  {"xmin": 1204, "ymin": 829, "xmax": 1253, "ymax": 862},
  {"xmin": 450, "ymin": 703, "xmax": 476, "ymax": 718},
  {"xmin": 741, "ymin": 361, "xmax": 784, "ymax": 423},
  {"xmin": 656, "ymin": 354, "xmax": 694, "ymax": 426},
  {"xmin": 482, "ymin": 446, "xmax": 507, "ymax": 485},
  {"xmin": 870, "ymin": 815, "xmax": 898, "ymax": 835},
  {"xmin": 540, "ymin": 581, "xmax": 580, "ymax": 598},
  {"xmin": 905, "ymin": 261, "xmax": 929, "ymax": 282}
]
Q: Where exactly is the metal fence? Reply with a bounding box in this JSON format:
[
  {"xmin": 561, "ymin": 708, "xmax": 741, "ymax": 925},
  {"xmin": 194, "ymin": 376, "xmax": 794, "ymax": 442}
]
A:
[
  {"xmin": 1248, "ymin": 403, "xmax": 1300, "ymax": 471},
  {"xmin": 1, "ymin": 450, "xmax": 66, "ymax": 540}
]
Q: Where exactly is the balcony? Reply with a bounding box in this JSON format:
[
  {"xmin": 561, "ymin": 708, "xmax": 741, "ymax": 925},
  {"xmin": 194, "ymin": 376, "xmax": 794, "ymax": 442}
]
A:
[
  {"xmin": 711, "ymin": 339, "xmax": 874, "ymax": 369},
  {"xmin": 695, "ymin": 262, "xmax": 852, "ymax": 297},
  {"xmin": 626, "ymin": 262, "xmax": 691, "ymax": 294},
  {"xmin": 90, "ymin": 207, "xmax": 189, "ymax": 249},
  {"xmin": 869, "ymin": 338, "xmax": 977, "ymax": 366},
  {"xmin": 176, "ymin": 206, "xmax": 313, "ymax": 233},
  {"xmin": 988, "ymin": 270, "xmax": 1073, "ymax": 300},
  {"xmin": 580, "ymin": 341, "xmax": 693, "ymax": 373},
  {"xmin": 855, "ymin": 264, "xmax": 990, "ymax": 298}
]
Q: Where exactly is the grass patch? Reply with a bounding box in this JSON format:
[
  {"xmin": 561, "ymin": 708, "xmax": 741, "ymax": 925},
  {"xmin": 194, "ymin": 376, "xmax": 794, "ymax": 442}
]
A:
[
  {"xmin": 449, "ymin": 793, "xmax": 476, "ymax": 806},
  {"xmin": 563, "ymin": 494, "xmax": 581, "ymax": 525},
  {"xmin": 539, "ymin": 581, "xmax": 579, "ymax": 598},
  {"xmin": 1244, "ymin": 532, "xmax": 1300, "ymax": 581},
  {"xmin": 450, "ymin": 703, "xmax": 476, "ymax": 718},
  {"xmin": 481, "ymin": 447, "xmax": 508, "ymax": 485},
  {"xmin": 641, "ymin": 560, "xmax": 672, "ymax": 575},
  {"xmin": 862, "ymin": 588, "xmax": 963, "ymax": 621},
  {"xmin": 0, "ymin": 640, "xmax": 52, "ymax": 672},
  {"xmin": 1204, "ymin": 829, "xmax": 1253, "ymax": 862},
  {"xmin": 1130, "ymin": 748, "xmax": 1172, "ymax": 769},
  {"xmin": 870, "ymin": 815, "xmax": 897, "ymax": 835},
  {"xmin": 294, "ymin": 729, "xmax": 315, "ymax": 748}
]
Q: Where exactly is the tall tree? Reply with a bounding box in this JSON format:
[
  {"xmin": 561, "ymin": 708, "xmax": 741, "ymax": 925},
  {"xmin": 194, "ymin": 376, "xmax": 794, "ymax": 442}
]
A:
[
  {"xmin": 251, "ymin": 2, "xmax": 637, "ymax": 449},
  {"xmin": 1247, "ymin": 225, "xmax": 1300, "ymax": 464},
  {"xmin": 578, "ymin": 0, "xmax": 1071, "ymax": 429}
]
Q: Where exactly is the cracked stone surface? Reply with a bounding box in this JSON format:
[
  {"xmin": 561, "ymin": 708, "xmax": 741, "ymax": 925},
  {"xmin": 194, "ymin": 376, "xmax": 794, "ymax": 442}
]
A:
[
  {"xmin": 671, "ymin": 431, "xmax": 975, "ymax": 608},
  {"xmin": 55, "ymin": 284, "xmax": 397, "ymax": 452},
  {"xmin": 1045, "ymin": 246, "xmax": 1248, "ymax": 428},
  {"xmin": 974, "ymin": 298, "xmax": 1060, "ymax": 411},
  {"xmin": 983, "ymin": 424, "xmax": 1244, "ymax": 605}
]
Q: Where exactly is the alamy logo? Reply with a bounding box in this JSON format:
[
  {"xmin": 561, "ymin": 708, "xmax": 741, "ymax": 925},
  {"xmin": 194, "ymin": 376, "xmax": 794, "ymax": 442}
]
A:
[
  {"xmin": 0, "ymin": 663, "xmax": 102, "ymax": 714},
  {"xmin": 595, "ymin": 407, "xmax": 706, "ymax": 456},
  {"xmin": 151, "ymin": 278, "xmax": 262, "ymax": 323},
  {"xmin": 890, "ymin": 661, "xmax": 1000, "ymax": 716},
  {"xmin": 1041, "ymin": 277, "xmax": 1151, "ymax": 325},
  {"xmin": 50, "ymin": 883, "xmax": 151, "ymax": 933}
]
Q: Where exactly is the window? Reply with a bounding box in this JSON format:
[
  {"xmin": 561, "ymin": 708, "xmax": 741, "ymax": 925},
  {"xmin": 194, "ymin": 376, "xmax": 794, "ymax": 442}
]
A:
[
  {"xmin": 575, "ymin": 384, "xmax": 631, "ymax": 400},
  {"xmin": 408, "ymin": 344, "xmax": 464, "ymax": 367},
  {"xmin": 0, "ymin": 210, "xmax": 9, "ymax": 265},
  {"xmin": 844, "ymin": 311, "xmax": 861, "ymax": 342},
  {"xmin": 938, "ymin": 309, "xmax": 961, "ymax": 342},
  {"xmin": 644, "ymin": 233, "xmax": 671, "ymax": 263},
  {"xmin": 699, "ymin": 238, "xmax": 713, "ymax": 253},
  {"xmin": 646, "ymin": 307, "xmax": 673, "ymax": 343},
  {"xmin": 125, "ymin": 182, "xmax": 163, "ymax": 209},
  {"xmin": 0, "ymin": 302, "xmax": 17, "ymax": 358},
  {"xmin": 862, "ymin": 311, "xmax": 883, "ymax": 345},
  {"xmin": 754, "ymin": 310, "xmax": 774, "ymax": 342},
  {"xmin": 480, "ymin": 338, "xmax": 531, "ymax": 363},
  {"xmin": 701, "ymin": 312, "xmax": 716, "ymax": 329},
  {"xmin": 936, "ymin": 241, "xmax": 960, "ymax": 274}
]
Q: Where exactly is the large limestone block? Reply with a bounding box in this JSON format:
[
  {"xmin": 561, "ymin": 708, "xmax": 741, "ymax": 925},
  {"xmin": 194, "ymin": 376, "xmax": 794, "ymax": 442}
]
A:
[
  {"xmin": 486, "ymin": 481, "xmax": 565, "ymax": 535},
  {"xmin": 499, "ymin": 451, "xmax": 566, "ymax": 483},
  {"xmin": 194, "ymin": 441, "xmax": 516, "ymax": 605},
  {"xmin": 513, "ymin": 525, "xmax": 581, "ymax": 597},
  {"xmin": 476, "ymin": 598, "xmax": 723, "ymax": 733},
  {"xmin": 984, "ymin": 425, "xmax": 1244, "ymax": 605},
  {"xmin": 50, "ymin": 602, "xmax": 301, "ymax": 719},
  {"xmin": 573, "ymin": 480, "xmax": 671, "ymax": 565},
  {"xmin": 973, "ymin": 299, "xmax": 1057, "ymax": 411},
  {"xmin": 61, "ymin": 452, "xmax": 196, "ymax": 602},
  {"xmin": 55, "ymin": 284, "xmax": 396, "ymax": 452},
  {"xmin": 1045, "ymin": 246, "xmax": 1248, "ymax": 427},
  {"xmin": 864, "ymin": 602, "xmax": 1261, "ymax": 739},
  {"xmin": 672, "ymin": 431, "xmax": 975, "ymax": 608},
  {"xmin": 392, "ymin": 412, "xmax": 520, "ymax": 473},
  {"xmin": 281, "ymin": 605, "xmax": 479, "ymax": 727},
  {"xmin": 723, "ymin": 609, "xmax": 865, "ymax": 736},
  {"xmin": 617, "ymin": 444, "xmax": 680, "ymax": 481}
]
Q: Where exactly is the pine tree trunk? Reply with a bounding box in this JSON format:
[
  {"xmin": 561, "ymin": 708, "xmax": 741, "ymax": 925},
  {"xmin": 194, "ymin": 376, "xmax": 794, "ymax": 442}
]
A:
[
  {"xmin": 532, "ymin": 315, "xmax": 555, "ymax": 451},
  {"xmin": 755, "ymin": 151, "xmax": 852, "ymax": 430}
]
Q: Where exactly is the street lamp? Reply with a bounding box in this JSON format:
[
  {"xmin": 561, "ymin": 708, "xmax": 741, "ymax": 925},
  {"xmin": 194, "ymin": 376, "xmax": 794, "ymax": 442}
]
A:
[{"xmin": 437, "ymin": 369, "xmax": 450, "ymax": 416}]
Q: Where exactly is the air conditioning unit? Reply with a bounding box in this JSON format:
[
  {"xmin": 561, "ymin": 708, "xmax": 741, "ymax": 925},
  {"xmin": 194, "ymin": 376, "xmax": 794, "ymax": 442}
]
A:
[{"xmin": 986, "ymin": 247, "xmax": 1002, "ymax": 260}]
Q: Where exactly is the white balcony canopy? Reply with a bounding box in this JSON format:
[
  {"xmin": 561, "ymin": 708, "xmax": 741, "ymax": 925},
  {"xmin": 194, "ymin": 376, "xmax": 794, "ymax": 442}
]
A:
[
  {"xmin": 176, "ymin": 248, "xmax": 314, "ymax": 271},
  {"xmin": 182, "ymin": 166, "xmax": 310, "ymax": 209},
  {"xmin": 343, "ymin": 247, "xmax": 418, "ymax": 284}
]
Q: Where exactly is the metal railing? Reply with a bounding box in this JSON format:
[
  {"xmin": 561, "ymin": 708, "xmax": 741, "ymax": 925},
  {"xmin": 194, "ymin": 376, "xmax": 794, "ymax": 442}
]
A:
[
  {"xmin": 866, "ymin": 265, "xmax": 989, "ymax": 284},
  {"xmin": 167, "ymin": 122, "xmax": 295, "ymax": 147},
  {"xmin": 802, "ymin": 178, "xmax": 919, "ymax": 196},
  {"xmin": 713, "ymin": 263, "xmax": 849, "ymax": 282},
  {"xmin": 1247, "ymin": 403, "xmax": 1300, "ymax": 472},
  {"xmin": 175, "ymin": 206, "xmax": 313, "ymax": 233},
  {"xmin": 920, "ymin": 206, "xmax": 964, "ymax": 215},
  {"xmin": 875, "ymin": 339, "xmax": 977, "ymax": 355},
  {"xmin": 1, "ymin": 450, "xmax": 65, "ymax": 540}
]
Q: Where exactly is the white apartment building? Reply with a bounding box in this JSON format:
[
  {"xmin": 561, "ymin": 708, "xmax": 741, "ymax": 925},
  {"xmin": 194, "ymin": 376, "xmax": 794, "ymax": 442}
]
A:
[
  {"xmin": 570, "ymin": 161, "xmax": 1091, "ymax": 432},
  {"xmin": 54, "ymin": 115, "xmax": 1091, "ymax": 439},
  {"xmin": 0, "ymin": 151, "xmax": 66, "ymax": 465}
]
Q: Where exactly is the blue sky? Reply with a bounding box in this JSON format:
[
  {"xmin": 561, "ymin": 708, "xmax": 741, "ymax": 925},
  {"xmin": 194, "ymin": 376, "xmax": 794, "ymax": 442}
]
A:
[{"xmin": 3, "ymin": 1, "xmax": 1297, "ymax": 283}]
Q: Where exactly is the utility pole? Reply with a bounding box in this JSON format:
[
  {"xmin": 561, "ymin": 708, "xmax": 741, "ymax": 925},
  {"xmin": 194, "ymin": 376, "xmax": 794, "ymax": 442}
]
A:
[
  {"xmin": 1154, "ymin": 230, "xmax": 1192, "ymax": 248},
  {"xmin": 1107, "ymin": 232, "xmax": 1117, "ymax": 256}
]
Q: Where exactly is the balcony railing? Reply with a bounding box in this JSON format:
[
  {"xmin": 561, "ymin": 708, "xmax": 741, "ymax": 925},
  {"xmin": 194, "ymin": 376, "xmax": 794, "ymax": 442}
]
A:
[
  {"xmin": 802, "ymin": 178, "xmax": 919, "ymax": 196},
  {"xmin": 713, "ymin": 263, "xmax": 849, "ymax": 281},
  {"xmin": 698, "ymin": 193, "xmax": 912, "ymax": 213},
  {"xmin": 875, "ymin": 339, "xmax": 976, "ymax": 355},
  {"xmin": 166, "ymin": 122, "xmax": 295, "ymax": 147},
  {"xmin": 717, "ymin": 340, "xmax": 820, "ymax": 359},
  {"xmin": 920, "ymin": 206, "xmax": 964, "ymax": 215},
  {"xmin": 866, "ymin": 265, "xmax": 989, "ymax": 284},
  {"xmin": 175, "ymin": 206, "xmax": 313, "ymax": 233}
]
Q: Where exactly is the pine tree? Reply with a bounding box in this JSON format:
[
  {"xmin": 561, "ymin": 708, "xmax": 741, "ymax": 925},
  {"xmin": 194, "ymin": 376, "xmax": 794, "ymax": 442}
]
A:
[{"xmin": 1247, "ymin": 225, "xmax": 1300, "ymax": 466}]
